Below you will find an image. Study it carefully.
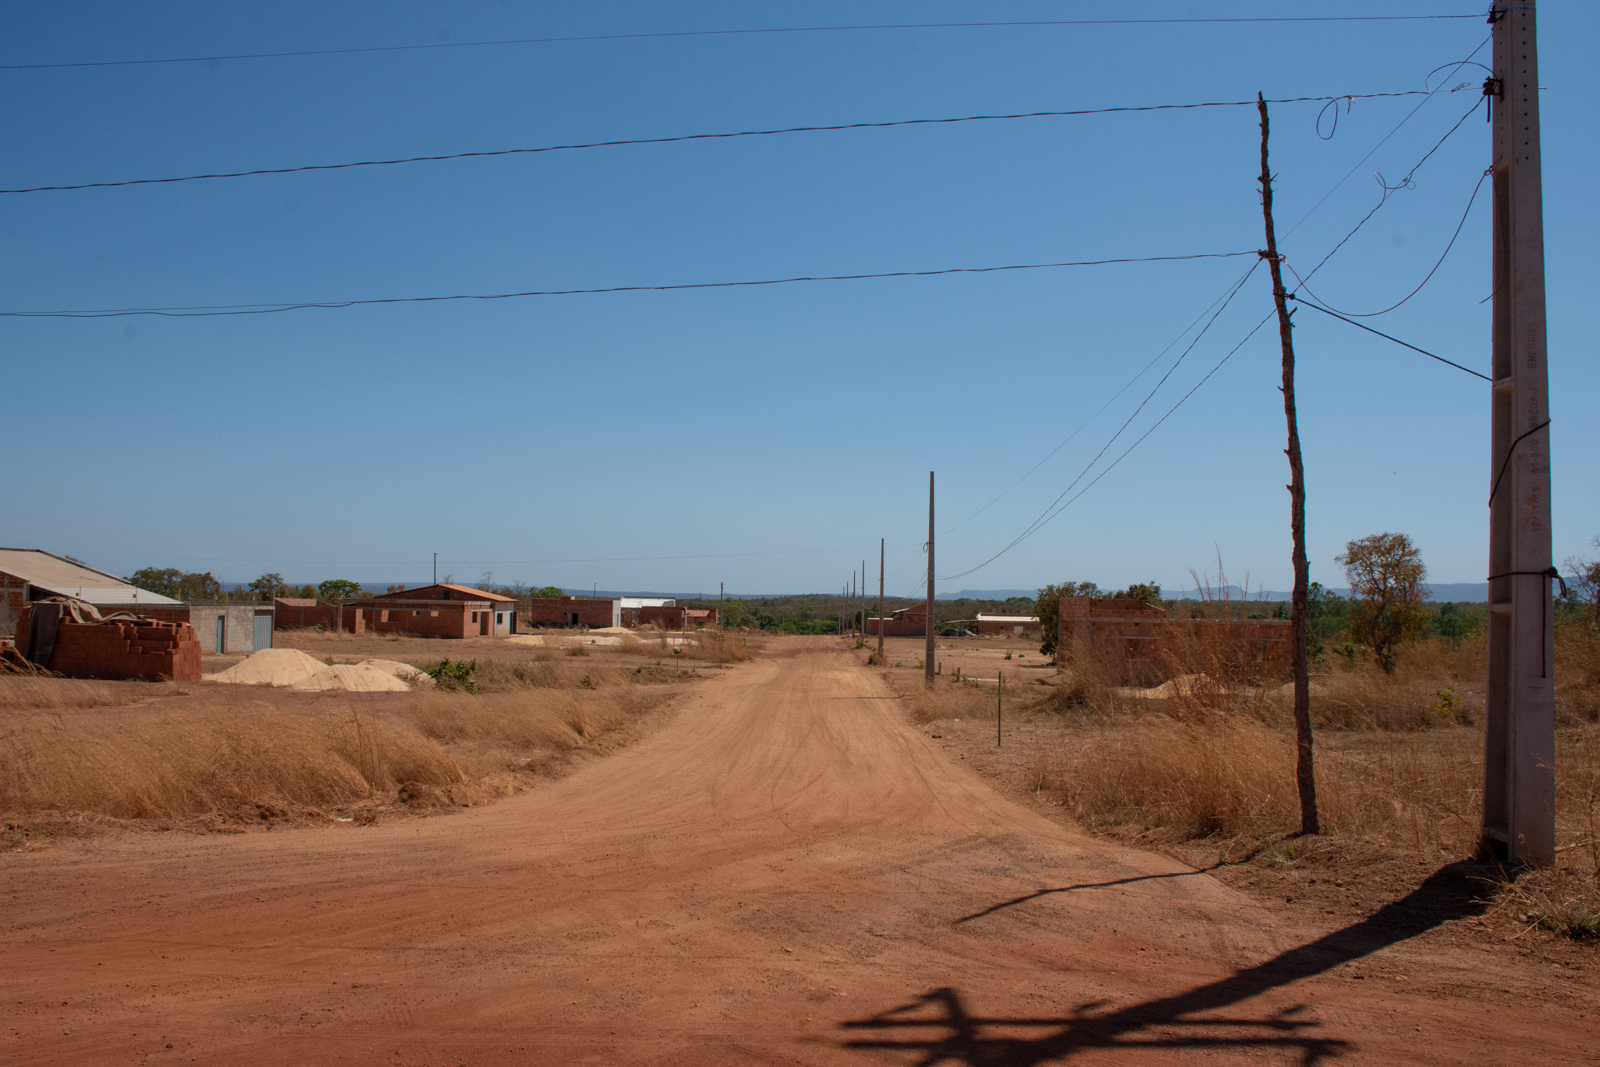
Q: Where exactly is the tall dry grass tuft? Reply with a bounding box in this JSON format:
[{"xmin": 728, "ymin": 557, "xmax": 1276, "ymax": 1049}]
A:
[
  {"xmin": 0, "ymin": 704, "xmax": 460, "ymax": 819},
  {"xmin": 1033, "ymin": 713, "xmax": 1484, "ymax": 848},
  {"xmin": 398, "ymin": 687, "xmax": 672, "ymax": 777},
  {"xmin": 678, "ymin": 631, "xmax": 749, "ymax": 663},
  {"xmin": 901, "ymin": 680, "xmax": 997, "ymax": 725},
  {"xmin": 473, "ymin": 658, "xmax": 627, "ymax": 691}
]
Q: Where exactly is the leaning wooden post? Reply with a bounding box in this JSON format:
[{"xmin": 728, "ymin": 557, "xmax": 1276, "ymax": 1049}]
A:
[
  {"xmin": 997, "ymin": 670, "xmax": 1003, "ymax": 747},
  {"xmin": 1258, "ymin": 93, "xmax": 1319, "ymax": 837}
]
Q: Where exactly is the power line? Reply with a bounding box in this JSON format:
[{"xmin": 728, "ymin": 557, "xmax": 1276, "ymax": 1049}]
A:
[
  {"xmin": 937, "ymin": 261, "xmax": 1261, "ymax": 581},
  {"xmin": 1286, "ymin": 297, "xmax": 1490, "ymax": 381},
  {"xmin": 1293, "ymin": 93, "xmax": 1486, "ymax": 288},
  {"xmin": 940, "ymin": 309, "xmax": 1277, "ymax": 582},
  {"xmin": 1, "ymin": 91, "xmax": 1443, "ymax": 195},
  {"xmin": 1287, "ymin": 166, "xmax": 1487, "ymax": 318},
  {"xmin": 1281, "ymin": 37, "xmax": 1490, "ymax": 240},
  {"xmin": 0, "ymin": 251, "xmax": 1258, "ymax": 319},
  {"xmin": 937, "ymin": 271, "xmax": 1250, "ymax": 540},
  {"xmin": 0, "ymin": 15, "xmax": 1485, "ymax": 71}
]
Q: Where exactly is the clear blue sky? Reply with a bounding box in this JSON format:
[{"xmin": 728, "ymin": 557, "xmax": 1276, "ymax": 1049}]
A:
[{"xmin": 3, "ymin": 1, "xmax": 1595, "ymax": 597}]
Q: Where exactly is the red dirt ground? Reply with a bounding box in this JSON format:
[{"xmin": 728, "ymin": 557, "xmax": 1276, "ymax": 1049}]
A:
[{"xmin": 3, "ymin": 639, "xmax": 1595, "ymax": 1065}]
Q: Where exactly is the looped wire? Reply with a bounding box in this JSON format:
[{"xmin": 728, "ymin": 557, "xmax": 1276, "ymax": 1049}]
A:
[{"xmin": 1315, "ymin": 96, "xmax": 1354, "ymax": 140}]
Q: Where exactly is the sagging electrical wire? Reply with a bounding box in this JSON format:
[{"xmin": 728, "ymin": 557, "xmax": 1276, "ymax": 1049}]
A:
[
  {"xmin": 1292, "ymin": 93, "xmax": 1486, "ymax": 291},
  {"xmin": 1282, "ymin": 36, "xmax": 1490, "ymax": 240},
  {"xmin": 0, "ymin": 251, "xmax": 1259, "ymax": 319},
  {"xmin": 936, "ymin": 261, "xmax": 1261, "ymax": 582},
  {"xmin": 1286, "ymin": 166, "xmax": 1487, "ymax": 318},
  {"xmin": 936, "ymin": 269, "xmax": 1253, "ymax": 541},
  {"xmin": 1, "ymin": 91, "xmax": 1448, "ymax": 196}
]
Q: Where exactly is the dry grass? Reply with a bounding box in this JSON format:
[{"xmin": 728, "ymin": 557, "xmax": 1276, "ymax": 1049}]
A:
[
  {"xmin": 0, "ymin": 704, "xmax": 461, "ymax": 819},
  {"xmin": 0, "ymin": 654, "xmax": 687, "ymax": 821},
  {"xmin": 399, "ymin": 687, "xmax": 673, "ymax": 778},
  {"xmin": 611, "ymin": 630, "xmax": 751, "ymax": 663}
]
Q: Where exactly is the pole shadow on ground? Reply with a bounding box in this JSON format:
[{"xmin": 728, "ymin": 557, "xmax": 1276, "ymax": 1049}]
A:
[{"xmin": 840, "ymin": 860, "xmax": 1496, "ymax": 1065}]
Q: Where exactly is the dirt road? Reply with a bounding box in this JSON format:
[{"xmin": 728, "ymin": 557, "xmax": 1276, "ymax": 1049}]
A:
[{"xmin": 4, "ymin": 641, "xmax": 1594, "ymax": 1064}]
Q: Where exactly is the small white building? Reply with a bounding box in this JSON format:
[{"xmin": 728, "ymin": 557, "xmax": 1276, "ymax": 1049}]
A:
[{"xmin": 976, "ymin": 613, "xmax": 1041, "ymax": 635}]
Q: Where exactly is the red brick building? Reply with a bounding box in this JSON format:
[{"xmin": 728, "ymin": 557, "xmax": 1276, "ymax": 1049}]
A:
[
  {"xmin": 273, "ymin": 597, "xmax": 339, "ymax": 631},
  {"xmin": 356, "ymin": 584, "xmax": 520, "ymax": 637},
  {"xmin": 1057, "ymin": 596, "xmax": 1287, "ymax": 684},
  {"xmin": 524, "ymin": 595, "xmax": 622, "ymax": 630},
  {"xmin": 867, "ymin": 601, "xmax": 929, "ymax": 637}
]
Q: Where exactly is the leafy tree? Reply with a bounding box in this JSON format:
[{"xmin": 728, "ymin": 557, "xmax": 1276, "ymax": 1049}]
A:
[
  {"xmin": 317, "ymin": 578, "xmax": 365, "ymax": 602},
  {"xmin": 1036, "ymin": 580, "xmax": 1102, "ymax": 656},
  {"xmin": 127, "ymin": 568, "xmax": 221, "ymax": 601},
  {"xmin": 1111, "ymin": 581, "xmax": 1163, "ymax": 607},
  {"xmin": 1564, "ymin": 536, "xmax": 1600, "ymax": 625},
  {"xmin": 1336, "ymin": 532, "xmax": 1431, "ymax": 673},
  {"xmin": 534, "ymin": 586, "xmax": 565, "ymax": 599},
  {"xmin": 174, "ymin": 572, "xmax": 223, "ymax": 601},
  {"xmin": 128, "ymin": 567, "xmax": 184, "ymax": 598},
  {"xmin": 247, "ymin": 573, "xmax": 287, "ymax": 601}
]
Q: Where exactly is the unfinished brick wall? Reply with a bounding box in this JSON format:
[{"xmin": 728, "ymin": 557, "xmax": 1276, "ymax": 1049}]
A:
[
  {"xmin": 44, "ymin": 618, "xmax": 202, "ymax": 682},
  {"xmin": 342, "ymin": 601, "xmax": 478, "ymax": 638},
  {"xmin": 274, "ymin": 598, "xmax": 339, "ymax": 631},
  {"xmin": 867, "ymin": 603, "xmax": 929, "ymax": 637},
  {"xmin": 1057, "ymin": 597, "xmax": 1287, "ymax": 685},
  {"xmin": 525, "ymin": 597, "xmax": 619, "ymax": 629}
]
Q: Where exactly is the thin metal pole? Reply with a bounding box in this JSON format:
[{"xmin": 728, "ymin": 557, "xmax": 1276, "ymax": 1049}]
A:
[
  {"xmin": 878, "ymin": 538, "xmax": 885, "ymax": 658},
  {"xmin": 433, "ymin": 552, "xmax": 437, "ymax": 585},
  {"xmin": 925, "ymin": 471, "xmax": 935, "ymax": 688},
  {"xmin": 997, "ymin": 670, "xmax": 1003, "ymax": 747},
  {"xmin": 1484, "ymin": 0, "xmax": 1554, "ymax": 866}
]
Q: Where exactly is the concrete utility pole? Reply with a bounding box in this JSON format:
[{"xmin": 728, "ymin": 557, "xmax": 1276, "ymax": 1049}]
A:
[
  {"xmin": 719, "ymin": 581, "xmax": 724, "ymax": 628},
  {"xmin": 1484, "ymin": 0, "xmax": 1555, "ymax": 867},
  {"xmin": 860, "ymin": 560, "xmax": 866, "ymax": 640},
  {"xmin": 878, "ymin": 538, "xmax": 885, "ymax": 658},
  {"xmin": 925, "ymin": 472, "xmax": 936, "ymax": 688},
  {"xmin": 433, "ymin": 553, "xmax": 437, "ymax": 585}
]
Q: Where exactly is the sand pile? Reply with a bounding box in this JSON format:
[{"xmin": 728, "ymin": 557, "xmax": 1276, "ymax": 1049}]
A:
[{"xmin": 208, "ymin": 649, "xmax": 433, "ymax": 692}]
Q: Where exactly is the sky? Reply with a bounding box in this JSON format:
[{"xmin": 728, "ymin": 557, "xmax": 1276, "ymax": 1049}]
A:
[{"xmin": 2, "ymin": 1, "xmax": 1595, "ymax": 599}]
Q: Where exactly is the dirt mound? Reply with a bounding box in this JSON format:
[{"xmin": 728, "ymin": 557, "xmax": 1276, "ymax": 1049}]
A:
[
  {"xmin": 209, "ymin": 648, "xmax": 337, "ymax": 688},
  {"xmin": 209, "ymin": 649, "xmax": 429, "ymax": 691},
  {"xmin": 359, "ymin": 659, "xmax": 435, "ymax": 687}
]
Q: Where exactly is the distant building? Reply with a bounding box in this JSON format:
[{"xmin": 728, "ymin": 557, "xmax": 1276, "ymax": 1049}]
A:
[
  {"xmin": 524, "ymin": 595, "xmax": 622, "ymax": 630},
  {"xmin": 344, "ymin": 583, "xmax": 520, "ymax": 638},
  {"xmin": 273, "ymin": 597, "xmax": 339, "ymax": 631},
  {"xmin": 976, "ymin": 613, "xmax": 1040, "ymax": 635},
  {"xmin": 1057, "ymin": 596, "xmax": 1286, "ymax": 685},
  {"xmin": 620, "ymin": 596, "xmax": 675, "ymax": 627},
  {"xmin": 684, "ymin": 608, "xmax": 717, "ymax": 629},
  {"xmin": 867, "ymin": 601, "xmax": 929, "ymax": 637}
]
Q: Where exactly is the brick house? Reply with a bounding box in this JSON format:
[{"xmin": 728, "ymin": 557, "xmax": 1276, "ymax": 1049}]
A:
[
  {"xmin": 524, "ymin": 595, "xmax": 622, "ymax": 630},
  {"xmin": 344, "ymin": 584, "xmax": 520, "ymax": 638},
  {"xmin": 866, "ymin": 601, "xmax": 929, "ymax": 637}
]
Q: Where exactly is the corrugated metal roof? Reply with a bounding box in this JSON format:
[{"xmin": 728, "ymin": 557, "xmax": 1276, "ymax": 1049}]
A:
[
  {"xmin": 976, "ymin": 614, "xmax": 1040, "ymax": 623},
  {"xmin": 0, "ymin": 547, "xmax": 182, "ymax": 605}
]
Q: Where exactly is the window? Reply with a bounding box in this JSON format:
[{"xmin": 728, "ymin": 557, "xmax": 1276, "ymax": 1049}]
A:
[{"xmin": 471, "ymin": 611, "xmax": 478, "ymax": 622}]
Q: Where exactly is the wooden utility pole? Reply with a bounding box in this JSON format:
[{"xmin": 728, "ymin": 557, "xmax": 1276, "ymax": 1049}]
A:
[
  {"xmin": 878, "ymin": 538, "xmax": 885, "ymax": 657},
  {"xmin": 1484, "ymin": 0, "xmax": 1555, "ymax": 867},
  {"xmin": 719, "ymin": 581, "xmax": 724, "ymax": 628},
  {"xmin": 1257, "ymin": 93, "xmax": 1319, "ymax": 837},
  {"xmin": 925, "ymin": 472, "xmax": 936, "ymax": 688}
]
